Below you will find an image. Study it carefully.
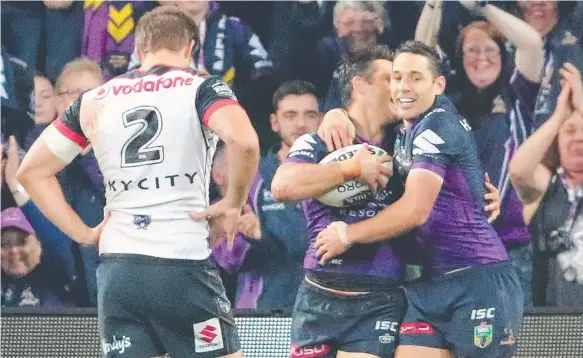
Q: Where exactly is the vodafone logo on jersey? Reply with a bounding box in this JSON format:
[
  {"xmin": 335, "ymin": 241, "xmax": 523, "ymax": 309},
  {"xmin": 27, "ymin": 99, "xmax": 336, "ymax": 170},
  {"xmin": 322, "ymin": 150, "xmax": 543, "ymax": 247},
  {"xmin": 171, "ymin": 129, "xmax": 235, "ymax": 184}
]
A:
[
  {"xmin": 111, "ymin": 76, "xmax": 194, "ymax": 96},
  {"xmin": 94, "ymin": 85, "xmax": 109, "ymax": 100}
]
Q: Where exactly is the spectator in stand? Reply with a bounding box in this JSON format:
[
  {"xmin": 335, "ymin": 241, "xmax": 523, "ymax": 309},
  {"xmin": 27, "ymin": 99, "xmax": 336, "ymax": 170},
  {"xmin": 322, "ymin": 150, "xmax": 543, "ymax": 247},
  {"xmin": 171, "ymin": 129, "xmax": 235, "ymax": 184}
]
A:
[
  {"xmin": 82, "ymin": 1, "xmax": 156, "ymax": 80},
  {"xmin": 1, "ymin": 47, "xmax": 34, "ymax": 211},
  {"xmin": 314, "ymin": 1, "xmax": 388, "ymax": 111},
  {"xmin": 513, "ymin": 1, "xmax": 583, "ymax": 131},
  {"xmin": 24, "ymin": 73, "xmax": 57, "ymax": 150},
  {"xmin": 1, "ymin": 207, "xmax": 74, "ymax": 308},
  {"xmin": 416, "ymin": 1, "xmax": 545, "ymax": 306},
  {"xmin": 1, "ymin": 46, "xmax": 34, "ymax": 153},
  {"xmin": 53, "ymin": 57, "xmax": 105, "ymax": 306},
  {"xmin": 3, "ymin": 136, "xmax": 79, "ymax": 301},
  {"xmin": 510, "ymin": 62, "xmax": 583, "ymax": 308}
]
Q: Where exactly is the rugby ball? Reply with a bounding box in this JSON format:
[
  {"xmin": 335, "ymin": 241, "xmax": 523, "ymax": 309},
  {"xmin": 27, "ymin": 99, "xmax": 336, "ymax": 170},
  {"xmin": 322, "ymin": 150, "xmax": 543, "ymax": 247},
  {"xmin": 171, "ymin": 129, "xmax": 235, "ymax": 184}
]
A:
[{"xmin": 317, "ymin": 144, "xmax": 392, "ymax": 207}]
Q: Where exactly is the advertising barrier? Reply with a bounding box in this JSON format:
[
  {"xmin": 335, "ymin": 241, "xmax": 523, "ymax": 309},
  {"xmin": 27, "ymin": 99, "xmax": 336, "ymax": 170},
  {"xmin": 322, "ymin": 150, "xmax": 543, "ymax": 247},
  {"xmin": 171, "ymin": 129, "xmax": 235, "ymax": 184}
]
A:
[{"xmin": 2, "ymin": 307, "xmax": 582, "ymax": 358}]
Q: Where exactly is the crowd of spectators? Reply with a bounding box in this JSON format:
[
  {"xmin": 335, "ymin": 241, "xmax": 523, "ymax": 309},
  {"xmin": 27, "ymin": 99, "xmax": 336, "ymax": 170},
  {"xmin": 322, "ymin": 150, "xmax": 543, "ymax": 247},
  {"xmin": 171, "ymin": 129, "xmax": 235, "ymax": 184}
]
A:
[{"xmin": 2, "ymin": 0, "xmax": 583, "ymax": 310}]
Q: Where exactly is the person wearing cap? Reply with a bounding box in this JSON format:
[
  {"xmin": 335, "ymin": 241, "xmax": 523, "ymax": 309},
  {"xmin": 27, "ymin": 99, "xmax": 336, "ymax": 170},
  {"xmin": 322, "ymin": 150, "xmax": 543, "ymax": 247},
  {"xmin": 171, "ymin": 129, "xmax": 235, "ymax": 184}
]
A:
[{"xmin": 1, "ymin": 207, "xmax": 74, "ymax": 307}]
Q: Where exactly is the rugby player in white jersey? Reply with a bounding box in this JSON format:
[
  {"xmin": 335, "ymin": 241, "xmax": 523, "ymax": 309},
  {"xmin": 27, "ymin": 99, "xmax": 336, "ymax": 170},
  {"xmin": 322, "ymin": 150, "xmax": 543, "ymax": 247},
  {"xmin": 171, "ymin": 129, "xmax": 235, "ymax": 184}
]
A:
[{"xmin": 16, "ymin": 7, "xmax": 259, "ymax": 358}]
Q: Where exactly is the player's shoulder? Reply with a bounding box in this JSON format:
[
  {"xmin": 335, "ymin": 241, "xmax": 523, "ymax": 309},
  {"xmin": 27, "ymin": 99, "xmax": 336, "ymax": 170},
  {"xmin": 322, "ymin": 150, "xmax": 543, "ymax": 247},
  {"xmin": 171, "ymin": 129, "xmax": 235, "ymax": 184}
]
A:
[
  {"xmin": 417, "ymin": 96, "xmax": 472, "ymax": 136},
  {"xmin": 197, "ymin": 75, "xmax": 237, "ymax": 100},
  {"xmin": 288, "ymin": 133, "xmax": 326, "ymax": 159}
]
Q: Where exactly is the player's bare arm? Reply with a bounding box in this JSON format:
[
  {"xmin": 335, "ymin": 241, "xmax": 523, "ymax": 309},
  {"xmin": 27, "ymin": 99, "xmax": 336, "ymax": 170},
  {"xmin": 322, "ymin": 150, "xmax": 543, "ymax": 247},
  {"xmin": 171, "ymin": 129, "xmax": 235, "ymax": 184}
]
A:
[
  {"xmin": 509, "ymin": 81, "xmax": 573, "ymax": 205},
  {"xmin": 16, "ymin": 104, "xmax": 108, "ymax": 245},
  {"xmin": 208, "ymin": 104, "xmax": 260, "ymax": 209},
  {"xmin": 315, "ymin": 169, "xmax": 442, "ymax": 263},
  {"xmin": 272, "ymin": 143, "xmax": 391, "ymax": 202}
]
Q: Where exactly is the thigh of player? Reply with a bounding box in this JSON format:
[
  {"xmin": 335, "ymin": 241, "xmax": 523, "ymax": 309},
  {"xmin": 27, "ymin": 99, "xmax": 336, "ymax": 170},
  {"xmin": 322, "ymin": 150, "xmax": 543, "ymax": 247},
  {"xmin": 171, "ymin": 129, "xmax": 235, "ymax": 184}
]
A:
[
  {"xmin": 444, "ymin": 264, "xmax": 524, "ymax": 358},
  {"xmin": 291, "ymin": 280, "xmax": 405, "ymax": 358},
  {"xmin": 99, "ymin": 255, "xmax": 241, "ymax": 358},
  {"xmin": 149, "ymin": 258, "xmax": 242, "ymax": 358},
  {"xmin": 98, "ymin": 256, "xmax": 166, "ymax": 358},
  {"xmin": 339, "ymin": 288, "xmax": 405, "ymax": 358}
]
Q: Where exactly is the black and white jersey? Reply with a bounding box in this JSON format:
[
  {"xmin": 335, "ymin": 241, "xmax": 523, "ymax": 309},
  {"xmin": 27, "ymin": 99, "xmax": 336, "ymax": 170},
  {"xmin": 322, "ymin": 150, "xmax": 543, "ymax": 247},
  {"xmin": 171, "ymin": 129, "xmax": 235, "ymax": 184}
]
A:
[{"xmin": 41, "ymin": 65, "xmax": 241, "ymax": 260}]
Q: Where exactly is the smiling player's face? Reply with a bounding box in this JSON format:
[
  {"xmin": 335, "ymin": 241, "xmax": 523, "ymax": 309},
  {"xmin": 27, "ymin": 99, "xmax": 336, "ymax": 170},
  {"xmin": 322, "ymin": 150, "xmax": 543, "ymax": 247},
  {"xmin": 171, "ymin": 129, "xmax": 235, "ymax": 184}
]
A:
[{"xmin": 390, "ymin": 53, "xmax": 445, "ymax": 120}]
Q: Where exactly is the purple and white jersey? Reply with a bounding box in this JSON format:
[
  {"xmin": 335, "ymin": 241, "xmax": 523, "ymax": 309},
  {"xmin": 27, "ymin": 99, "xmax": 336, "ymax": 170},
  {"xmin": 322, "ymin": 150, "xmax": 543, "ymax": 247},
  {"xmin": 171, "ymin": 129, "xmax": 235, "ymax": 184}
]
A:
[
  {"xmin": 393, "ymin": 95, "xmax": 508, "ymax": 273},
  {"xmin": 285, "ymin": 133, "xmax": 405, "ymax": 281}
]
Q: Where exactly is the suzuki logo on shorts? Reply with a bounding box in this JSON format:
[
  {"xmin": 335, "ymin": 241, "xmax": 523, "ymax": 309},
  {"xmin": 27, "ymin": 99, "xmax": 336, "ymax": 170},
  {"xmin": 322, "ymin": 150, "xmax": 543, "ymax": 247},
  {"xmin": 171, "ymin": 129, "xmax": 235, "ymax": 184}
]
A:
[
  {"xmin": 193, "ymin": 318, "xmax": 224, "ymax": 353},
  {"xmin": 199, "ymin": 325, "xmax": 218, "ymax": 343},
  {"xmin": 471, "ymin": 308, "xmax": 495, "ymax": 320},
  {"xmin": 290, "ymin": 344, "xmax": 330, "ymax": 357},
  {"xmin": 375, "ymin": 320, "xmax": 398, "ymax": 332}
]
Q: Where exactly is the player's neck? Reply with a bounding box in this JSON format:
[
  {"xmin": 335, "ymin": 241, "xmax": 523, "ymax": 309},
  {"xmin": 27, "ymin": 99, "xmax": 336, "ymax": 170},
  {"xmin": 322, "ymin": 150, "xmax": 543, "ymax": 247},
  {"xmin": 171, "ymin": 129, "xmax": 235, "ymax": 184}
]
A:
[
  {"xmin": 140, "ymin": 53, "xmax": 190, "ymax": 71},
  {"xmin": 347, "ymin": 104, "xmax": 384, "ymax": 143},
  {"xmin": 278, "ymin": 143, "xmax": 291, "ymax": 164}
]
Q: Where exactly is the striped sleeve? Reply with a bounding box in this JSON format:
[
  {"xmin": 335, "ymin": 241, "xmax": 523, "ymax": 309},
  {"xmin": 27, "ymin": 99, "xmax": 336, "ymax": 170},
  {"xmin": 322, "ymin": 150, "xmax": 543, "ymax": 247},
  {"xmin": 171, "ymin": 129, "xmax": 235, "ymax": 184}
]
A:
[{"xmin": 40, "ymin": 97, "xmax": 87, "ymax": 163}]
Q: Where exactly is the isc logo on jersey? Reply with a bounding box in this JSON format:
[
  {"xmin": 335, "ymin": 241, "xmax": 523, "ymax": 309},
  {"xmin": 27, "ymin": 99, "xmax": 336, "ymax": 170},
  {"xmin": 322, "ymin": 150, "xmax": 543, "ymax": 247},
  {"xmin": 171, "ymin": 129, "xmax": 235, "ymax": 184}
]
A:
[{"xmin": 318, "ymin": 144, "xmax": 391, "ymax": 208}]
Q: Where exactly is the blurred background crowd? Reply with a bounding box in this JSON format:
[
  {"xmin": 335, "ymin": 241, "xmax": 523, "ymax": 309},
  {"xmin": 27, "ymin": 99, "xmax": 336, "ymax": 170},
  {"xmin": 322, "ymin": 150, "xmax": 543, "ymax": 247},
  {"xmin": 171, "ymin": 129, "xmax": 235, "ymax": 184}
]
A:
[{"xmin": 2, "ymin": 0, "xmax": 583, "ymax": 311}]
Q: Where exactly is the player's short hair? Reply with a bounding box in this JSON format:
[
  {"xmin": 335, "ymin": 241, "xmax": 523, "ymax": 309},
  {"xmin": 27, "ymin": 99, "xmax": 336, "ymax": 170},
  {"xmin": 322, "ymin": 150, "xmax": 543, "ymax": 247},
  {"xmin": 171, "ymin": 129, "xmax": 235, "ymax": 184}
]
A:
[
  {"xmin": 340, "ymin": 45, "xmax": 393, "ymax": 106},
  {"xmin": 55, "ymin": 57, "xmax": 103, "ymax": 91},
  {"xmin": 394, "ymin": 40, "xmax": 442, "ymax": 78},
  {"xmin": 272, "ymin": 80, "xmax": 318, "ymax": 112},
  {"xmin": 135, "ymin": 6, "xmax": 198, "ymax": 55}
]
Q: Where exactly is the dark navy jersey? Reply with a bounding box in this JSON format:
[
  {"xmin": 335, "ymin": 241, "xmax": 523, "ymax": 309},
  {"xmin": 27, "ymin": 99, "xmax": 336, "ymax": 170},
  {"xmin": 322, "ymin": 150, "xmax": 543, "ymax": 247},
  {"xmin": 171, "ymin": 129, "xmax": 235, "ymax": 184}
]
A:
[
  {"xmin": 285, "ymin": 133, "xmax": 405, "ymax": 281},
  {"xmin": 393, "ymin": 95, "xmax": 508, "ymax": 272}
]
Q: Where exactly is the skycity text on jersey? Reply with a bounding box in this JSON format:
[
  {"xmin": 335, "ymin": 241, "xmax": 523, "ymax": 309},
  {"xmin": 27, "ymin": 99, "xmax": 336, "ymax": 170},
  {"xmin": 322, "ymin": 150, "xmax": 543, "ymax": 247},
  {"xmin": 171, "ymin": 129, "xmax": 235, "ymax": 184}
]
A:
[{"xmin": 106, "ymin": 172, "xmax": 198, "ymax": 192}]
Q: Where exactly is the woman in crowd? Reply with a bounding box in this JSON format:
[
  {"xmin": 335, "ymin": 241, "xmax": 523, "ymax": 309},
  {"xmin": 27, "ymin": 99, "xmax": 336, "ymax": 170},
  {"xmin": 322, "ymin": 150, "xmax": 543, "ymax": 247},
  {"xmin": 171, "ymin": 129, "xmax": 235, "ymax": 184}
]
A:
[
  {"xmin": 510, "ymin": 63, "xmax": 583, "ymax": 308},
  {"xmin": 415, "ymin": 0, "xmax": 544, "ymax": 306},
  {"xmin": 24, "ymin": 73, "xmax": 57, "ymax": 150}
]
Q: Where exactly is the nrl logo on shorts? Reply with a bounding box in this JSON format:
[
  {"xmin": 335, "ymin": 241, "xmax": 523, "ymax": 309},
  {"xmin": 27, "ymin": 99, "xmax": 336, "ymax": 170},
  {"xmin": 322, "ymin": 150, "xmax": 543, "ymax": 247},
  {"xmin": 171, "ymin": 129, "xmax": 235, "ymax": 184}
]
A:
[
  {"xmin": 474, "ymin": 322, "xmax": 493, "ymax": 348},
  {"xmin": 378, "ymin": 333, "xmax": 395, "ymax": 344},
  {"xmin": 133, "ymin": 214, "xmax": 151, "ymax": 229}
]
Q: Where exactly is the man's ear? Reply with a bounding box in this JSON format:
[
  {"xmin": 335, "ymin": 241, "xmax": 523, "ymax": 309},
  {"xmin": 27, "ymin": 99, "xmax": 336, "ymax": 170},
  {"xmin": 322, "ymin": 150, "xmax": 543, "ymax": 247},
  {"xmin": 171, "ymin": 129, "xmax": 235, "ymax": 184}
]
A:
[
  {"xmin": 433, "ymin": 75, "xmax": 446, "ymax": 96},
  {"xmin": 270, "ymin": 113, "xmax": 280, "ymax": 133}
]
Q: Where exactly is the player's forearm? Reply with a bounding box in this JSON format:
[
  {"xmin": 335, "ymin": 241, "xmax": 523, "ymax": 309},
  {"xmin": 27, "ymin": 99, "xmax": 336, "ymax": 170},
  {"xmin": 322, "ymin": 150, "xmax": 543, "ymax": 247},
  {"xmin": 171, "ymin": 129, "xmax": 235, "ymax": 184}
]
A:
[
  {"xmin": 271, "ymin": 162, "xmax": 347, "ymax": 202},
  {"xmin": 481, "ymin": 4, "xmax": 543, "ymax": 81},
  {"xmin": 16, "ymin": 174, "xmax": 92, "ymax": 244},
  {"xmin": 509, "ymin": 113, "xmax": 562, "ymax": 183},
  {"xmin": 224, "ymin": 136, "xmax": 260, "ymax": 208},
  {"xmin": 346, "ymin": 198, "xmax": 422, "ymax": 245}
]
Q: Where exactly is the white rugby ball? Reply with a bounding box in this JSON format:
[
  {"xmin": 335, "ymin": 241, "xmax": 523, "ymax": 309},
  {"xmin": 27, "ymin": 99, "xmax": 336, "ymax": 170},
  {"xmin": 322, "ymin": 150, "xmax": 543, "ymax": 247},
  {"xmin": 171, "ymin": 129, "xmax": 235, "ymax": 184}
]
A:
[{"xmin": 317, "ymin": 144, "xmax": 392, "ymax": 208}]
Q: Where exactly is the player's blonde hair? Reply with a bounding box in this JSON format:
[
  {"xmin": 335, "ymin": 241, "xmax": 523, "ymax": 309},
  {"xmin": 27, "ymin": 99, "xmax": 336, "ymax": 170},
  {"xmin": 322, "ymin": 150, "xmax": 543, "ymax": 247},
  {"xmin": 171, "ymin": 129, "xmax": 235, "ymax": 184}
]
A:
[
  {"xmin": 55, "ymin": 57, "xmax": 103, "ymax": 91},
  {"xmin": 135, "ymin": 6, "xmax": 198, "ymax": 55}
]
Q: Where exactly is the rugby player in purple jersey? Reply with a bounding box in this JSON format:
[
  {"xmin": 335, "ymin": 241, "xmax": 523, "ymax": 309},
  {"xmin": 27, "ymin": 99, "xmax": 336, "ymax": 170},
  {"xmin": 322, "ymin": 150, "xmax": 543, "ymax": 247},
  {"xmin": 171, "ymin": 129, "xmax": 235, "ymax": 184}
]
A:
[
  {"xmin": 316, "ymin": 41, "xmax": 519, "ymax": 358},
  {"xmin": 272, "ymin": 45, "xmax": 406, "ymax": 358}
]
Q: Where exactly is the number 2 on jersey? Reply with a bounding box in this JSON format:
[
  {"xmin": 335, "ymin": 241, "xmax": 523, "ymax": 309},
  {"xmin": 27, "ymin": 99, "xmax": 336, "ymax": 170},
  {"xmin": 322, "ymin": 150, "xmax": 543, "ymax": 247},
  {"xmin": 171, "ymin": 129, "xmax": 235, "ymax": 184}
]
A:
[{"xmin": 121, "ymin": 106, "xmax": 164, "ymax": 167}]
